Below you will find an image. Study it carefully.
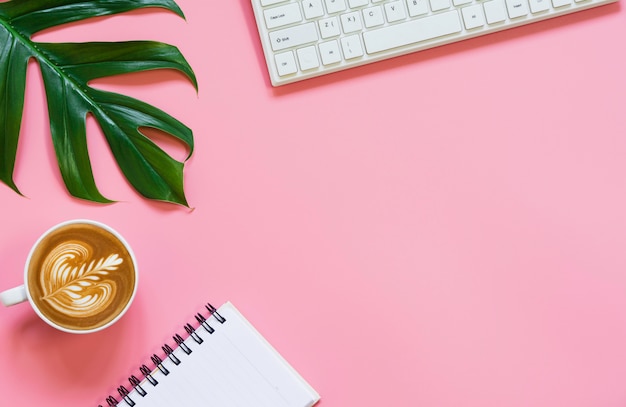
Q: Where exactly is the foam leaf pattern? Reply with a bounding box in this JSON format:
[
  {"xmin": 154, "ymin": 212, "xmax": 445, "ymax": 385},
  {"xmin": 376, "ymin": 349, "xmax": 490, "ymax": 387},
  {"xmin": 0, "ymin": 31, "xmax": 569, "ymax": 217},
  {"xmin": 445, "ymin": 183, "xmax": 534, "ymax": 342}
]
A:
[{"xmin": 40, "ymin": 242, "xmax": 122, "ymax": 318}]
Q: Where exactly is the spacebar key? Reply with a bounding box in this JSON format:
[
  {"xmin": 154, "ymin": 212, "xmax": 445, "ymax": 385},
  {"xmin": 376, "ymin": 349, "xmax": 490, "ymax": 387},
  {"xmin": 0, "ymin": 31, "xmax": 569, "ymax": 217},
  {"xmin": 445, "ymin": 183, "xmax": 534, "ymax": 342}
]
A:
[{"xmin": 363, "ymin": 11, "xmax": 462, "ymax": 54}]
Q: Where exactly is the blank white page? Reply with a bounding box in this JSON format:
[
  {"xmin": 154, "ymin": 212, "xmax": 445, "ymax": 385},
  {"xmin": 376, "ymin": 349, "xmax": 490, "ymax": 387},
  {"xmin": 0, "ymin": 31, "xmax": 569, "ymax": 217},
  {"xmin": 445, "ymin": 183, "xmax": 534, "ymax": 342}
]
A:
[{"xmin": 112, "ymin": 302, "xmax": 319, "ymax": 407}]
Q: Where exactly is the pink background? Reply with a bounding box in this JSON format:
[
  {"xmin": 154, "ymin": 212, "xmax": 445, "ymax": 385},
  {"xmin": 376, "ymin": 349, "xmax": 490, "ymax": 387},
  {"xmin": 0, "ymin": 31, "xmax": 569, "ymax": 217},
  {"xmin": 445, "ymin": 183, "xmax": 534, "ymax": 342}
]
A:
[{"xmin": 1, "ymin": 0, "xmax": 626, "ymax": 405}]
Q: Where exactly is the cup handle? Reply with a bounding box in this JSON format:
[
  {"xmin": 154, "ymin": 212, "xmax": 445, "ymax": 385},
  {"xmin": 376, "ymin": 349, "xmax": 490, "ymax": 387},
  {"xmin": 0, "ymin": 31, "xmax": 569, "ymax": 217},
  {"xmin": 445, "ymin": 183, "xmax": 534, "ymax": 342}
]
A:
[{"xmin": 0, "ymin": 285, "xmax": 27, "ymax": 307}]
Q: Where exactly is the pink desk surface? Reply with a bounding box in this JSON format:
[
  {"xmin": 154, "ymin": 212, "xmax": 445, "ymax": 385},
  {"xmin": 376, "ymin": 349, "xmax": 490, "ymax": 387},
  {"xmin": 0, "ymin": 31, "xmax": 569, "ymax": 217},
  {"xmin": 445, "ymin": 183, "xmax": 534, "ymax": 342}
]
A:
[{"xmin": 1, "ymin": 1, "xmax": 625, "ymax": 406}]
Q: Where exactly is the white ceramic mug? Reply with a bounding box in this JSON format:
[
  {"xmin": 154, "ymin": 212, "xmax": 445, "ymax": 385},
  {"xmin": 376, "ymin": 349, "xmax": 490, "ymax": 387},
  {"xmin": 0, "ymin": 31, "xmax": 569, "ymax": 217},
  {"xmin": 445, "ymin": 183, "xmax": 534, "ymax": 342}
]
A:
[{"xmin": 0, "ymin": 219, "xmax": 138, "ymax": 334}]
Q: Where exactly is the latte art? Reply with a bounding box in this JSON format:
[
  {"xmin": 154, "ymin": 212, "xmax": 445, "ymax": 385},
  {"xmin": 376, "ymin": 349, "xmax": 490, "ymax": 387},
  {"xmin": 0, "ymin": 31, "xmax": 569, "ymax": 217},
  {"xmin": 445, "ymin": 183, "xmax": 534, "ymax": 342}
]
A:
[
  {"xmin": 40, "ymin": 241, "xmax": 121, "ymax": 319},
  {"xmin": 27, "ymin": 222, "xmax": 136, "ymax": 331}
]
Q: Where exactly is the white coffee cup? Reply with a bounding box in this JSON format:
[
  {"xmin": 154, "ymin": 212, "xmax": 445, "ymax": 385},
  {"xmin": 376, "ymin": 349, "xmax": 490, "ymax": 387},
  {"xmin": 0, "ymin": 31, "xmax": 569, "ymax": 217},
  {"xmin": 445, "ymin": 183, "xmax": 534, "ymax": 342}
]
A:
[{"xmin": 0, "ymin": 219, "xmax": 138, "ymax": 334}]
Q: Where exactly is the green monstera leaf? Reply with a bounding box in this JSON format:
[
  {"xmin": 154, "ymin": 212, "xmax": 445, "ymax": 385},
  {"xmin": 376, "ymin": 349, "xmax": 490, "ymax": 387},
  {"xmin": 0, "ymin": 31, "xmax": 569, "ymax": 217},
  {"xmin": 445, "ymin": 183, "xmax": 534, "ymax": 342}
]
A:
[{"xmin": 0, "ymin": 0, "xmax": 197, "ymax": 206}]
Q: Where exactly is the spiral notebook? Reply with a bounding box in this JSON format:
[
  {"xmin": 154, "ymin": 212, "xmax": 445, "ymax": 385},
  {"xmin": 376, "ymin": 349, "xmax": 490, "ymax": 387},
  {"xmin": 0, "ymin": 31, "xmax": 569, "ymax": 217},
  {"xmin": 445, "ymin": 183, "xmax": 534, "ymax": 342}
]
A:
[{"xmin": 98, "ymin": 302, "xmax": 320, "ymax": 407}]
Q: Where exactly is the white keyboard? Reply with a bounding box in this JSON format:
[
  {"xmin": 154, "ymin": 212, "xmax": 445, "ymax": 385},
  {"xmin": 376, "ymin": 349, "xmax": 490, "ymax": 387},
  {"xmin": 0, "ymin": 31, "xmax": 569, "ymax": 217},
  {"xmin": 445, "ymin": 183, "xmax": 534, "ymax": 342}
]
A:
[{"xmin": 251, "ymin": 0, "xmax": 617, "ymax": 86}]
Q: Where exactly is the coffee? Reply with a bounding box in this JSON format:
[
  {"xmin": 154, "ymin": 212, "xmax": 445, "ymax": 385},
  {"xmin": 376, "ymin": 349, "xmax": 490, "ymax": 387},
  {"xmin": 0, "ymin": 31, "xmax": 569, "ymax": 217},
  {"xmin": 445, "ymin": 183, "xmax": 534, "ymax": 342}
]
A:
[{"xmin": 26, "ymin": 222, "xmax": 136, "ymax": 331}]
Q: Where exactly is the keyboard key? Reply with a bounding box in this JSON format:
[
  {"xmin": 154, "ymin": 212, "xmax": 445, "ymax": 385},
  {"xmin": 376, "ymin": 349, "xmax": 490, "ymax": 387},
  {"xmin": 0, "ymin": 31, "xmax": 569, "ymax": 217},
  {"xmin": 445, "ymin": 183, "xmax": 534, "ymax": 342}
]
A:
[
  {"xmin": 303, "ymin": 0, "xmax": 325, "ymax": 19},
  {"xmin": 384, "ymin": 1, "xmax": 407, "ymax": 22},
  {"xmin": 552, "ymin": 0, "xmax": 572, "ymax": 7},
  {"xmin": 264, "ymin": 3, "xmax": 303, "ymax": 29},
  {"xmin": 430, "ymin": 0, "xmax": 452, "ymax": 11},
  {"xmin": 363, "ymin": 10, "xmax": 462, "ymax": 54},
  {"xmin": 528, "ymin": 0, "xmax": 550, "ymax": 12},
  {"xmin": 297, "ymin": 46, "xmax": 321, "ymax": 70},
  {"xmin": 483, "ymin": 0, "xmax": 507, "ymax": 23},
  {"xmin": 261, "ymin": 0, "xmax": 288, "ymax": 6},
  {"xmin": 349, "ymin": 0, "xmax": 370, "ymax": 7},
  {"xmin": 505, "ymin": 0, "xmax": 529, "ymax": 18},
  {"xmin": 406, "ymin": 0, "xmax": 429, "ymax": 16},
  {"xmin": 319, "ymin": 17, "xmax": 341, "ymax": 38},
  {"xmin": 341, "ymin": 11, "xmax": 363, "ymax": 33},
  {"xmin": 325, "ymin": 0, "xmax": 348, "ymax": 13},
  {"xmin": 363, "ymin": 6, "xmax": 385, "ymax": 27},
  {"xmin": 341, "ymin": 35, "xmax": 364, "ymax": 59},
  {"xmin": 319, "ymin": 40, "xmax": 342, "ymax": 64},
  {"xmin": 462, "ymin": 4, "xmax": 486, "ymax": 29},
  {"xmin": 274, "ymin": 51, "xmax": 298, "ymax": 76},
  {"xmin": 269, "ymin": 22, "xmax": 319, "ymax": 51}
]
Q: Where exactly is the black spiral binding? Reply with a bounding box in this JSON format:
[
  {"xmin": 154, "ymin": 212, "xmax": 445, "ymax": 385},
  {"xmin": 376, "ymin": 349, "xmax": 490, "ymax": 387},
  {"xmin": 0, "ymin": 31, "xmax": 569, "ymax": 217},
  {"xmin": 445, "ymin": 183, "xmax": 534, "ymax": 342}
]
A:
[
  {"xmin": 98, "ymin": 303, "xmax": 226, "ymax": 407},
  {"xmin": 162, "ymin": 343, "xmax": 180, "ymax": 365},
  {"xmin": 118, "ymin": 386, "xmax": 134, "ymax": 407}
]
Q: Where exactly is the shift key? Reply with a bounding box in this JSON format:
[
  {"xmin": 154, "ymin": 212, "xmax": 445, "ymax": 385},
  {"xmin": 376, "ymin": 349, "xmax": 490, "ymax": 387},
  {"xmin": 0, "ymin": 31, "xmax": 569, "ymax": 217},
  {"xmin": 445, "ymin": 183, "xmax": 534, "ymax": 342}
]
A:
[{"xmin": 269, "ymin": 22, "xmax": 319, "ymax": 52}]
